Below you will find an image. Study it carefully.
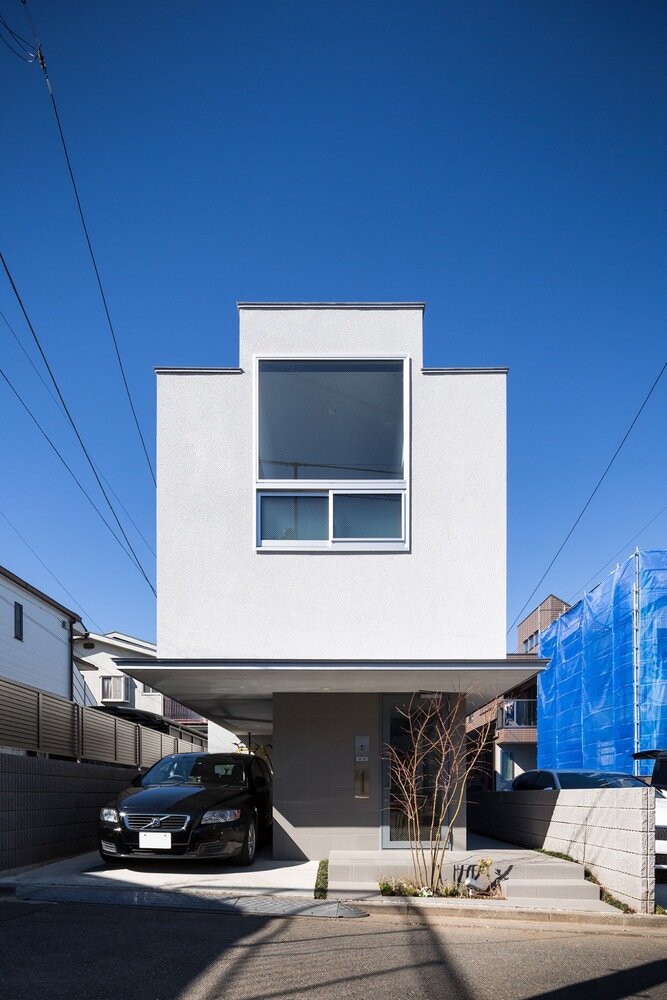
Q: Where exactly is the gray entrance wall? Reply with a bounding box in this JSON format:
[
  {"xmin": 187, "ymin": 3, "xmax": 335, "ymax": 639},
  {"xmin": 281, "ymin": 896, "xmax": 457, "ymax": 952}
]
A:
[
  {"xmin": 272, "ymin": 691, "xmax": 468, "ymax": 860},
  {"xmin": 272, "ymin": 693, "xmax": 382, "ymax": 860}
]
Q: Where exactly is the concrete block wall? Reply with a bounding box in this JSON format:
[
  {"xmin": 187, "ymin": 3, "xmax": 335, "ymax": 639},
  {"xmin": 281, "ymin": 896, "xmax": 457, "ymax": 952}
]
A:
[
  {"xmin": 0, "ymin": 752, "xmax": 136, "ymax": 871},
  {"xmin": 468, "ymin": 788, "xmax": 655, "ymax": 913}
]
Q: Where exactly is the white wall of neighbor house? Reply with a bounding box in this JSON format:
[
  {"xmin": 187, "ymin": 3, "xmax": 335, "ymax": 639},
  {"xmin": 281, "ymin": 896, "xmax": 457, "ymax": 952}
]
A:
[
  {"xmin": 207, "ymin": 721, "xmax": 243, "ymax": 752},
  {"xmin": 157, "ymin": 306, "xmax": 507, "ymax": 660},
  {"xmin": 75, "ymin": 635, "xmax": 160, "ymax": 712},
  {"xmin": 0, "ymin": 575, "xmax": 72, "ymax": 698},
  {"xmin": 495, "ymin": 743, "xmax": 536, "ymax": 789}
]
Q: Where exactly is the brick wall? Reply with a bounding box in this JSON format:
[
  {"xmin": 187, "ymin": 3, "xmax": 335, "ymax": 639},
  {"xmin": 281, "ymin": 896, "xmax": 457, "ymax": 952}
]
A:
[{"xmin": 0, "ymin": 752, "xmax": 136, "ymax": 871}]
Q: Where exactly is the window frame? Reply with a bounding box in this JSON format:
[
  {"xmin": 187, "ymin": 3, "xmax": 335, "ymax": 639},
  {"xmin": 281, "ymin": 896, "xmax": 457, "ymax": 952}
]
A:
[
  {"xmin": 13, "ymin": 601, "xmax": 24, "ymax": 641},
  {"xmin": 253, "ymin": 355, "xmax": 410, "ymax": 552},
  {"xmin": 101, "ymin": 675, "xmax": 130, "ymax": 703}
]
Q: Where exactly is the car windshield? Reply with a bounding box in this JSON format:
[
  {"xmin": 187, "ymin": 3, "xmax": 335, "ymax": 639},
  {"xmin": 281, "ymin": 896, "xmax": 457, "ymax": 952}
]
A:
[
  {"xmin": 557, "ymin": 772, "xmax": 647, "ymax": 789},
  {"xmin": 140, "ymin": 755, "xmax": 248, "ymax": 788}
]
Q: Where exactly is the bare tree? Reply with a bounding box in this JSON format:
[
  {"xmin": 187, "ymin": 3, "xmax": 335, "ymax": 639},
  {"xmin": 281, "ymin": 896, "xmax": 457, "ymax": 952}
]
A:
[{"xmin": 385, "ymin": 692, "xmax": 493, "ymax": 893}]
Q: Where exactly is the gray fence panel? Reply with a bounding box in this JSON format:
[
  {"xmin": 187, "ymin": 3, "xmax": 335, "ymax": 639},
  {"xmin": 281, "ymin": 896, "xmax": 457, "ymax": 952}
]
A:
[
  {"xmin": 37, "ymin": 693, "xmax": 78, "ymax": 757},
  {"xmin": 0, "ymin": 678, "xmax": 39, "ymax": 749},
  {"xmin": 81, "ymin": 707, "xmax": 117, "ymax": 763},
  {"xmin": 0, "ymin": 675, "xmax": 206, "ymax": 766},
  {"xmin": 140, "ymin": 728, "xmax": 162, "ymax": 767},
  {"xmin": 115, "ymin": 719, "xmax": 138, "ymax": 766}
]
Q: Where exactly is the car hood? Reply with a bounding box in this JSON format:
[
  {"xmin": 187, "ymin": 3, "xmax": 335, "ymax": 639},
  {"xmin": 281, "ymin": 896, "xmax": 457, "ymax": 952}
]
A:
[{"xmin": 115, "ymin": 784, "xmax": 246, "ymax": 814}]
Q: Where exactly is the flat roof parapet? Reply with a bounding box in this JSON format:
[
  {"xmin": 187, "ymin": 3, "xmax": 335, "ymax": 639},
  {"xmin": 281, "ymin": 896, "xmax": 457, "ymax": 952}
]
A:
[{"xmin": 236, "ymin": 302, "xmax": 426, "ymax": 310}]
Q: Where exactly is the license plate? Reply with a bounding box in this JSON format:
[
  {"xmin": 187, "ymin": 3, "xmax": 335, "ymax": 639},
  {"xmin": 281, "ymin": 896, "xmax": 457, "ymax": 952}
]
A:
[{"xmin": 139, "ymin": 831, "xmax": 171, "ymax": 849}]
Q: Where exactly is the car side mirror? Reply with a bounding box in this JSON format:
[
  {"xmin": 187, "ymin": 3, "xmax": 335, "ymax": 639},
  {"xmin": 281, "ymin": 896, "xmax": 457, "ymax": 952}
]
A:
[{"xmin": 131, "ymin": 773, "xmax": 143, "ymax": 787}]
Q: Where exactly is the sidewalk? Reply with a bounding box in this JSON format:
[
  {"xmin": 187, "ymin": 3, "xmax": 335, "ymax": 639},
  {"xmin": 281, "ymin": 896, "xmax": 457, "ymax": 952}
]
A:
[{"xmin": 2, "ymin": 847, "xmax": 665, "ymax": 932}]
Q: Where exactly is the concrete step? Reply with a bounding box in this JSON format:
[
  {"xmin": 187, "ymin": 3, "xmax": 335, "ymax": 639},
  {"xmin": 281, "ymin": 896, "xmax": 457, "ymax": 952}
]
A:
[
  {"xmin": 494, "ymin": 862, "xmax": 584, "ymax": 881},
  {"xmin": 328, "ymin": 857, "xmax": 586, "ymax": 885},
  {"xmin": 503, "ymin": 879, "xmax": 600, "ymax": 901}
]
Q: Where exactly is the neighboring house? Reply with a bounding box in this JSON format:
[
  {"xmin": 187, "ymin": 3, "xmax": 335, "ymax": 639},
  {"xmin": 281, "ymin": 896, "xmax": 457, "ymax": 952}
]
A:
[
  {"xmin": 467, "ymin": 594, "xmax": 571, "ymax": 788},
  {"xmin": 73, "ymin": 631, "xmax": 207, "ymax": 731},
  {"xmin": 518, "ymin": 594, "xmax": 571, "ymax": 655},
  {"xmin": 539, "ymin": 549, "xmax": 667, "ymax": 776},
  {"xmin": 466, "ymin": 676, "xmax": 538, "ymax": 790},
  {"xmin": 118, "ymin": 302, "xmax": 540, "ymax": 860},
  {"xmin": 0, "ymin": 563, "xmax": 81, "ymax": 700}
]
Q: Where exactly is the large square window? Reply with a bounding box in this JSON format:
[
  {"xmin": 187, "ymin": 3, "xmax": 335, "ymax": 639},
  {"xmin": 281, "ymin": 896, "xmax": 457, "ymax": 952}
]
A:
[
  {"xmin": 258, "ymin": 360, "xmax": 404, "ymax": 480},
  {"xmin": 256, "ymin": 358, "xmax": 408, "ymax": 550}
]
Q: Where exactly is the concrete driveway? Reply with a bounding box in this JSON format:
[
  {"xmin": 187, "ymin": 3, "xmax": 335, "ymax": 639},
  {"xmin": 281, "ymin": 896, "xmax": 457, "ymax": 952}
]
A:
[{"xmin": 0, "ymin": 846, "xmax": 320, "ymax": 898}]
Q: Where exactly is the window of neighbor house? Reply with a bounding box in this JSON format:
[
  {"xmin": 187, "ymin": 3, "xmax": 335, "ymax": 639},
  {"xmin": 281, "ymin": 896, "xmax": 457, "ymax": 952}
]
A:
[
  {"xmin": 101, "ymin": 676, "xmax": 129, "ymax": 702},
  {"xmin": 14, "ymin": 602, "xmax": 23, "ymax": 641},
  {"xmin": 256, "ymin": 358, "xmax": 408, "ymax": 550}
]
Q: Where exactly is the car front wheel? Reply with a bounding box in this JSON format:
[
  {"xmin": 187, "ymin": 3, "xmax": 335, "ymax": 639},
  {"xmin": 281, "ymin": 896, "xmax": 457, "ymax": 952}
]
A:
[{"xmin": 236, "ymin": 816, "xmax": 257, "ymax": 866}]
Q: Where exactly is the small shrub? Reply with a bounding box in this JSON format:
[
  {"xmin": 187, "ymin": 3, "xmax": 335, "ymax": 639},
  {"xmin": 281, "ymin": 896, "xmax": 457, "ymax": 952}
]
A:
[
  {"xmin": 378, "ymin": 876, "xmax": 420, "ymax": 896},
  {"xmin": 314, "ymin": 859, "xmax": 328, "ymax": 899},
  {"xmin": 438, "ymin": 882, "xmax": 467, "ymax": 897}
]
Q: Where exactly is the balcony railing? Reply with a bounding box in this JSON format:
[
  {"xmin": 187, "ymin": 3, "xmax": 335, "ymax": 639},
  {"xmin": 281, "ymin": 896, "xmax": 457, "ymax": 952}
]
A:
[
  {"xmin": 497, "ymin": 699, "xmax": 536, "ymax": 729},
  {"xmin": 162, "ymin": 697, "xmax": 206, "ymax": 725}
]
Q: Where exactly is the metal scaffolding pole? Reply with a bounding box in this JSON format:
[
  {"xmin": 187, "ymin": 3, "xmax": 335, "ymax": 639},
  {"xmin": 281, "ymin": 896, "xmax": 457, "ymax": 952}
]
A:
[{"xmin": 632, "ymin": 547, "xmax": 641, "ymax": 774}]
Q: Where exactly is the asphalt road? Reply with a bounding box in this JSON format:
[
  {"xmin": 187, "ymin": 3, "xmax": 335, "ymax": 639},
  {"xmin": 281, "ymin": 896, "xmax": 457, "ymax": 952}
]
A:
[{"xmin": 1, "ymin": 899, "xmax": 666, "ymax": 1000}]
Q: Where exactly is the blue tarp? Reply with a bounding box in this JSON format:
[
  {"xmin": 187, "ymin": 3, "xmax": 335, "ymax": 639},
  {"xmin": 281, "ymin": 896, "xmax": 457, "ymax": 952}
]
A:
[{"xmin": 538, "ymin": 549, "xmax": 667, "ymax": 776}]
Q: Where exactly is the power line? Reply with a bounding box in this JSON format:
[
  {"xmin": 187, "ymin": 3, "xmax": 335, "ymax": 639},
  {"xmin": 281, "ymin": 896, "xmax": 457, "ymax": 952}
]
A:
[
  {"xmin": 0, "ymin": 362, "xmax": 154, "ymax": 591},
  {"xmin": 1, "ymin": 307, "xmax": 156, "ymax": 558},
  {"xmin": 0, "ymin": 12, "xmax": 36, "ymax": 62},
  {"xmin": 0, "ymin": 508, "xmax": 102, "ymax": 631},
  {"xmin": 18, "ymin": 0, "xmax": 156, "ymax": 487},
  {"xmin": 508, "ymin": 358, "xmax": 667, "ymax": 635},
  {"xmin": 0, "ymin": 250, "xmax": 156, "ymax": 596},
  {"xmin": 568, "ymin": 500, "xmax": 667, "ymax": 605}
]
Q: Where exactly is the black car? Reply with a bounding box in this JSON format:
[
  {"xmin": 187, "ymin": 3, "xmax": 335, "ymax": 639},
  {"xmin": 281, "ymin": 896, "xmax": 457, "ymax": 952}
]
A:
[{"xmin": 98, "ymin": 752, "xmax": 272, "ymax": 865}]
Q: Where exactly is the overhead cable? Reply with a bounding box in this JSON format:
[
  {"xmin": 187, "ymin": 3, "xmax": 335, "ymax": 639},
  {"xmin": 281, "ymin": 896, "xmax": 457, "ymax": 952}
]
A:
[
  {"xmin": 507, "ymin": 358, "xmax": 667, "ymax": 635},
  {"xmin": 0, "ymin": 307, "xmax": 156, "ymax": 558},
  {"xmin": 0, "ymin": 251, "xmax": 156, "ymax": 596},
  {"xmin": 18, "ymin": 0, "xmax": 156, "ymax": 486},
  {"xmin": 0, "ymin": 12, "xmax": 36, "ymax": 62},
  {"xmin": 568, "ymin": 500, "xmax": 667, "ymax": 604},
  {"xmin": 0, "ymin": 508, "xmax": 102, "ymax": 631},
  {"xmin": 0, "ymin": 363, "xmax": 155, "ymax": 592}
]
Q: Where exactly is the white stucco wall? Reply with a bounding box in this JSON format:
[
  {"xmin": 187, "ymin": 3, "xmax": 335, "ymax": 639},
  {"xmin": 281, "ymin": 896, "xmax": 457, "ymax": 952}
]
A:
[
  {"xmin": 0, "ymin": 575, "xmax": 72, "ymax": 698},
  {"xmin": 157, "ymin": 306, "xmax": 506, "ymax": 660}
]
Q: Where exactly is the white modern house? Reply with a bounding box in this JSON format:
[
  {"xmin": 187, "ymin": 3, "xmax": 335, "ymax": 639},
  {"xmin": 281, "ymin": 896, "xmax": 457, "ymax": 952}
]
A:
[
  {"xmin": 119, "ymin": 303, "xmax": 540, "ymax": 860},
  {"xmin": 0, "ymin": 563, "xmax": 81, "ymax": 700}
]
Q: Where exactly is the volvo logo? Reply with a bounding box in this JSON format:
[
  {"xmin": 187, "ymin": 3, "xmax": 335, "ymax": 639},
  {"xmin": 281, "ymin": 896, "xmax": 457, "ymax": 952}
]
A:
[{"xmin": 148, "ymin": 817, "xmax": 162, "ymax": 829}]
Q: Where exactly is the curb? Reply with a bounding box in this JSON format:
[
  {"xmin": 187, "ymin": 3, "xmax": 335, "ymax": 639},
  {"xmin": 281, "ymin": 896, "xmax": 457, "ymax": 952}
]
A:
[{"xmin": 357, "ymin": 897, "xmax": 667, "ymax": 931}]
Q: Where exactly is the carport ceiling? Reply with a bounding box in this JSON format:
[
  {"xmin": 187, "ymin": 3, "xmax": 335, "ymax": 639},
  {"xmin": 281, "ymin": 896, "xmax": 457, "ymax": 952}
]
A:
[{"xmin": 116, "ymin": 658, "xmax": 543, "ymax": 736}]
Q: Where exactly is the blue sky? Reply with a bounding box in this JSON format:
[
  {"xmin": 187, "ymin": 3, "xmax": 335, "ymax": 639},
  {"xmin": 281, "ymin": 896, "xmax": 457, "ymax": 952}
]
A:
[{"xmin": 1, "ymin": 1, "xmax": 665, "ymax": 644}]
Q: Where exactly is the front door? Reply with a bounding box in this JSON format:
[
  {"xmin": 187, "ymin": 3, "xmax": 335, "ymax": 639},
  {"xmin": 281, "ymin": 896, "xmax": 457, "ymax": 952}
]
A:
[{"xmin": 381, "ymin": 694, "xmax": 448, "ymax": 849}]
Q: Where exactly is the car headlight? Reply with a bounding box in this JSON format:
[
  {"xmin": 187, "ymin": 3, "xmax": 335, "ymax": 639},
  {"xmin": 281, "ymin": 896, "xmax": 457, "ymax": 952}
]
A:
[
  {"xmin": 100, "ymin": 807, "xmax": 119, "ymax": 823},
  {"xmin": 201, "ymin": 809, "xmax": 241, "ymax": 824}
]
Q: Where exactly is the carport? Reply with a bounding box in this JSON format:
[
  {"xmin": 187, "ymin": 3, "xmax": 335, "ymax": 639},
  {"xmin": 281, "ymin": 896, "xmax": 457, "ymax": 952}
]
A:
[{"xmin": 117, "ymin": 656, "xmax": 544, "ymax": 861}]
